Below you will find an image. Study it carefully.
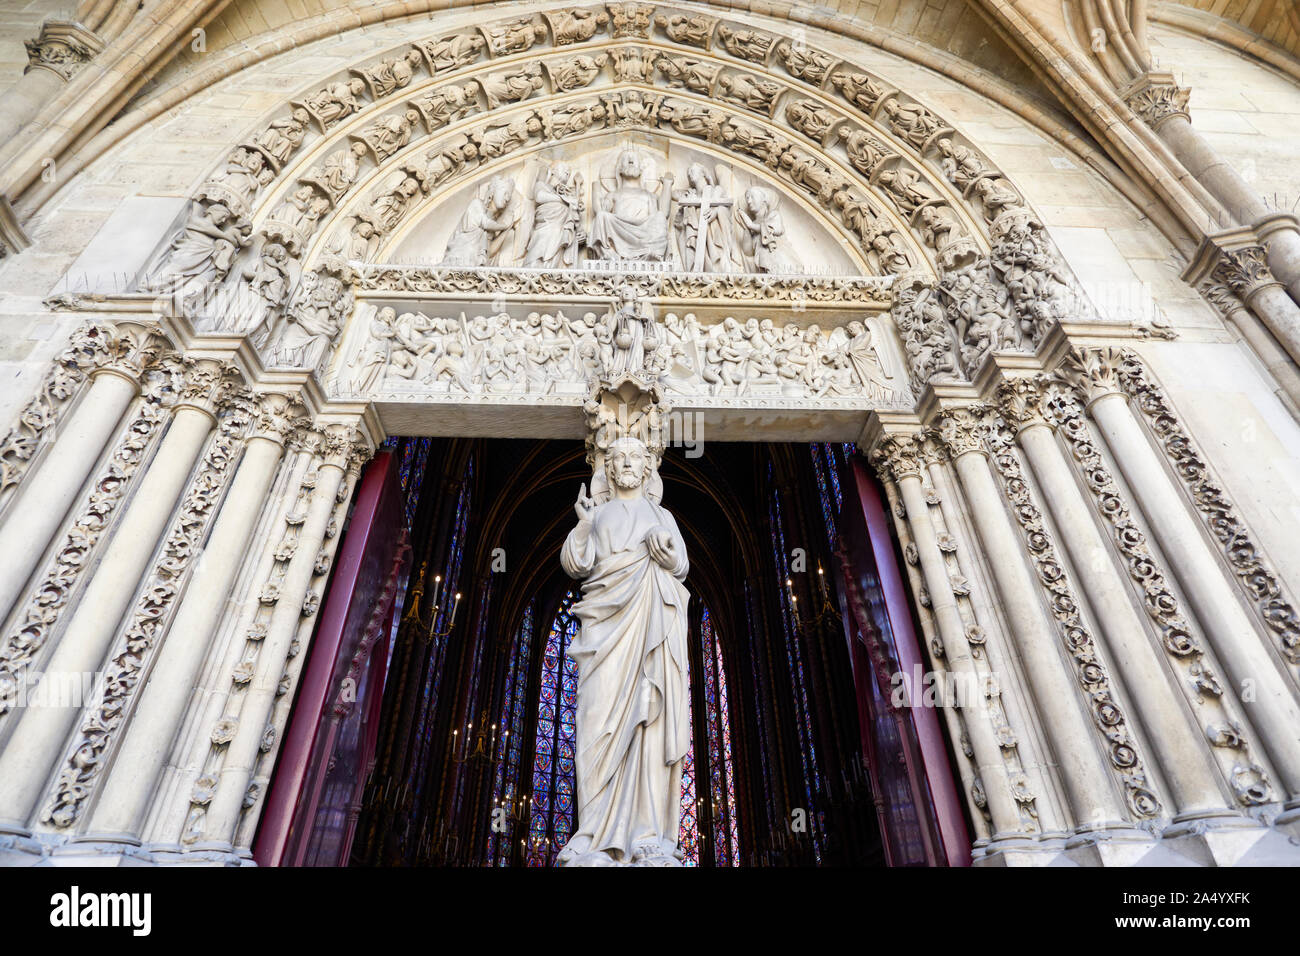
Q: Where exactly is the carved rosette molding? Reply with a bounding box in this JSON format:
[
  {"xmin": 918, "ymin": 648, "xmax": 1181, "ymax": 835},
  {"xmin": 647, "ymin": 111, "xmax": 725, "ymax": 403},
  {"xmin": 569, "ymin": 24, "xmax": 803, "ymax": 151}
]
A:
[
  {"xmin": 0, "ymin": 371, "xmax": 175, "ymax": 721},
  {"xmin": 23, "ymin": 20, "xmax": 103, "ymax": 82},
  {"xmin": 974, "ymin": 396, "xmax": 1162, "ymax": 819},
  {"xmin": 42, "ymin": 395, "xmax": 257, "ymax": 829},
  {"xmin": 1116, "ymin": 352, "xmax": 1300, "ymax": 679},
  {"xmin": 1045, "ymin": 386, "xmax": 1276, "ymax": 808}
]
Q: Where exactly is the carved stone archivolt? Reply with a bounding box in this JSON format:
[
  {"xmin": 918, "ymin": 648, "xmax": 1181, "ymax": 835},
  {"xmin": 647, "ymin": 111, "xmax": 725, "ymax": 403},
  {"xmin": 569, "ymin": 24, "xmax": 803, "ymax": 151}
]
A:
[{"xmin": 128, "ymin": 2, "xmax": 1097, "ymax": 411}]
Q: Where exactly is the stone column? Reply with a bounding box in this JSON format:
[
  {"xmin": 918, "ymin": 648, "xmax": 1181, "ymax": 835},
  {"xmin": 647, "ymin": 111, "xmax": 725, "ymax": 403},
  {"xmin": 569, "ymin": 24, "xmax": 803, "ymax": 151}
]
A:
[
  {"xmin": 1126, "ymin": 74, "xmax": 1300, "ymax": 303},
  {"xmin": 196, "ymin": 422, "xmax": 360, "ymax": 849},
  {"xmin": 82, "ymin": 393, "xmax": 304, "ymax": 842},
  {"xmin": 1199, "ymin": 285, "xmax": 1300, "ymax": 419},
  {"xmin": 933, "ymin": 407, "xmax": 1130, "ymax": 831},
  {"xmin": 995, "ymin": 377, "xmax": 1230, "ymax": 819},
  {"xmin": 0, "ymin": 21, "xmax": 103, "ymax": 146},
  {"xmin": 1205, "ymin": 244, "xmax": 1300, "ymax": 369},
  {"xmin": 872, "ymin": 433, "xmax": 1025, "ymax": 837},
  {"xmin": 1065, "ymin": 348, "xmax": 1300, "ymax": 800},
  {"xmin": 0, "ymin": 359, "xmax": 233, "ymax": 832},
  {"xmin": 0, "ymin": 326, "xmax": 155, "ymax": 620}
]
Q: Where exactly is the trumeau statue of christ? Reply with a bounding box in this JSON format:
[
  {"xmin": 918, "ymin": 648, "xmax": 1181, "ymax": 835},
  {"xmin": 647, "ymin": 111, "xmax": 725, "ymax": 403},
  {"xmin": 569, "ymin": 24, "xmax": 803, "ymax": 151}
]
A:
[{"xmin": 557, "ymin": 435, "xmax": 690, "ymax": 867}]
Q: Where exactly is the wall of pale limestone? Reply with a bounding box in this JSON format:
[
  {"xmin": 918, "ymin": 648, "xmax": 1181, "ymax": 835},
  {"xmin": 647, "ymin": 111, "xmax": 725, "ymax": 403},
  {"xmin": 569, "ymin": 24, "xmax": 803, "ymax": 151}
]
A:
[{"xmin": 0, "ymin": 2, "xmax": 1296, "ymax": 601}]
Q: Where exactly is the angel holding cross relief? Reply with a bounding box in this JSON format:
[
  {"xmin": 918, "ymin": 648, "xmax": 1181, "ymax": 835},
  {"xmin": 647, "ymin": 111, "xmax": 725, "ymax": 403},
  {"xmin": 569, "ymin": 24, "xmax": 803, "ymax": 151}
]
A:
[{"xmin": 671, "ymin": 162, "xmax": 739, "ymax": 273}]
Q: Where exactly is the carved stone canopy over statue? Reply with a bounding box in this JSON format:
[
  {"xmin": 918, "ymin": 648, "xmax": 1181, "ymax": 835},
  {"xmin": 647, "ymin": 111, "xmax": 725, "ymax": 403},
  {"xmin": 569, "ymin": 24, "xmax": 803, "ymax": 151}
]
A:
[{"xmin": 558, "ymin": 427, "xmax": 690, "ymax": 867}]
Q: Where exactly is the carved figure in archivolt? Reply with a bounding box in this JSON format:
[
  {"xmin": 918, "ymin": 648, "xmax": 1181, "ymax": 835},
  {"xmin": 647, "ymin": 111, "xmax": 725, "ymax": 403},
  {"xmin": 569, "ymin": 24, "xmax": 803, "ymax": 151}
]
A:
[{"xmin": 142, "ymin": 201, "xmax": 251, "ymax": 299}]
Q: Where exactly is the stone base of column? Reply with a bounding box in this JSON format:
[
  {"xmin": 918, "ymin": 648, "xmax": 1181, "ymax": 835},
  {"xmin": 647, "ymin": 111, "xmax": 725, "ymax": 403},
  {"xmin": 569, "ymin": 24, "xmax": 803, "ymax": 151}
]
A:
[{"xmin": 1161, "ymin": 818, "xmax": 1300, "ymax": 867}]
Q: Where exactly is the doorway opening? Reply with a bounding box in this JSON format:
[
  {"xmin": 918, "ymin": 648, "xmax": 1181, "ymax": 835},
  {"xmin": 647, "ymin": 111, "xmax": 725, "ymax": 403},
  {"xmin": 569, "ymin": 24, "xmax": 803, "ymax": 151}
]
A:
[{"xmin": 265, "ymin": 437, "xmax": 959, "ymax": 866}]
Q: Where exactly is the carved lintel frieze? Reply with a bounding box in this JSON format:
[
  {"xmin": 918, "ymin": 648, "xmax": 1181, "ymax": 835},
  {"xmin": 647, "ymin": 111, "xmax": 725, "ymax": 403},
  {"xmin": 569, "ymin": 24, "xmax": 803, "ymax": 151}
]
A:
[
  {"xmin": 24, "ymin": 20, "xmax": 102, "ymax": 82},
  {"xmin": 1123, "ymin": 73, "xmax": 1191, "ymax": 130}
]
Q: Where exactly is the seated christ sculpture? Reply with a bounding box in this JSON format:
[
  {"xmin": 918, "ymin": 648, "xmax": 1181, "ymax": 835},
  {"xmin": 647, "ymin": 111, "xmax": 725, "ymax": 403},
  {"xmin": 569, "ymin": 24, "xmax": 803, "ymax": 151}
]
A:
[{"xmin": 557, "ymin": 436, "xmax": 691, "ymax": 867}]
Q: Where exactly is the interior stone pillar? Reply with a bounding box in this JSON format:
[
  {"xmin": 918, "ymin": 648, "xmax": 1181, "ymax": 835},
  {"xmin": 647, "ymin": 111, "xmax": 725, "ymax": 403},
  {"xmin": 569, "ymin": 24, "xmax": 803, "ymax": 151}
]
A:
[
  {"xmin": 194, "ymin": 422, "xmax": 360, "ymax": 850},
  {"xmin": 872, "ymin": 432, "xmax": 1026, "ymax": 839},
  {"xmin": 82, "ymin": 393, "xmax": 303, "ymax": 843},
  {"xmin": 1066, "ymin": 348, "xmax": 1300, "ymax": 802},
  {"xmin": 933, "ymin": 407, "xmax": 1131, "ymax": 833},
  {"xmin": 995, "ymin": 377, "xmax": 1232, "ymax": 820},
  {"xmin": 0, "ymin": 359, "xmax": 233, "ymax": 833},
  {"xmin": 0, "ymin": 328, "xmax": 154, "ymax": 621}
]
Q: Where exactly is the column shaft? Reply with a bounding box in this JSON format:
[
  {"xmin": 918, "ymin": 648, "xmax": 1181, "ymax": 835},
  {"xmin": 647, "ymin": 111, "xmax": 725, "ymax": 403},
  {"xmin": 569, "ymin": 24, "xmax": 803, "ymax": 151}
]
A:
[
  {"xmin": 0, "ymin": 404, "xmax": 214, "ymax": 829},
  {"xmin": 895, "ymin": 473, "xmax": 1023, "ymax": 835},
  {"xmin": 201, "ymin": 459, "xmax": 345, "ymax": 845},
  {"xmin": 0, "ymin": 370, "xmax": 137, "ymax": 619},
  {"xmin": 952, "ymin": 449, "xmax": 1127, "ymax": 825},
  {"xmin": 1089, "ymin": 392, "xmax": 1300, "ymax": 796},
  {"xmin": 86, "ymin": 434, "xmax": 287, "ymax": 839},
  {"xmin": 1015, "ymin": 423, "xmax": 1227, "ymax": 814}
]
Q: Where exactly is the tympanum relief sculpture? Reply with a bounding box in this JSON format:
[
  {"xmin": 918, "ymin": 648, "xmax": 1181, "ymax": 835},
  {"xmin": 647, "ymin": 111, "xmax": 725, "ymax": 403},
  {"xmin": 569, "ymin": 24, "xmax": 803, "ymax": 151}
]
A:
[{"xmin": 436, "ymin": 146, "xmax": 802, "ymax": 274}]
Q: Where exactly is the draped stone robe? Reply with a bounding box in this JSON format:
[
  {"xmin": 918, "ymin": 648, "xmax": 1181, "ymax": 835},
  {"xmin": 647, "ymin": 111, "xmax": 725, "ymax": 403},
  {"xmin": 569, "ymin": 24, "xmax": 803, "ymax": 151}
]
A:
[{"xmin": 559, "ymin": 494, "xmax": 690, "ymax": 863}]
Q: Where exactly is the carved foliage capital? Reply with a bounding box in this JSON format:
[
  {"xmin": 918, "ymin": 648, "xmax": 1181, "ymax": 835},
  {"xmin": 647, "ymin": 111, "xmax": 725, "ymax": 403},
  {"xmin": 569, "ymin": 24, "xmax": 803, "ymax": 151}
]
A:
[
  {"xmin": 996, "ymin": 376, "xmax": 1051, "ymax": 432},
  {"xmin": 177, "ymin": 358, "xmax": 241, "ymax": 414},
  {"xmin": 1059, "ymin": 347, "xmax": 1127, "ymax": 406},
  {"xmin": 251, "ymin": 392, "xmax": 307, "ymax": 445},
  {"xmin": 1126, "ymin": 82, "xmax": 1190, "ymax": 129},
  {"xmin": 870, "ymin": 433, "xmax": 924, "ymax": 483},
  {"xmin": 934, "ymin": 405, "xmax": 988, "ymax": 458},
  {"xmin": 1210, "ymin": 245, "xmax": 1277, "ymax": 300},
  {"xmin": 320, "ymin": 422, "xmax": 363, "ymax": 469},
  {"xmin": 24, "ymin": 21, "xmax": 99, "ymax": 81}
]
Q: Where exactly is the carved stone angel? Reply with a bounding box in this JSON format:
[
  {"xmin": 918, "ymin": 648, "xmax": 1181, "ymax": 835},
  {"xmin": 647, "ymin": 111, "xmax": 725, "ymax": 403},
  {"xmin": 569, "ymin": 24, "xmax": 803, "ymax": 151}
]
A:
[
  {"xmin": 671, "ymin": 163, "xmax": 736, "ymax": 273},
  {"xmin": 142, "ymin": 200, "xmax": 252, "ymax": 298},
  {"xmin": 735, "ymin": 186, "xmax": 794, "ymax": 273},
  {"xmin": 441, "ymin": 175, "xmax": 522, "ymax": 266}
]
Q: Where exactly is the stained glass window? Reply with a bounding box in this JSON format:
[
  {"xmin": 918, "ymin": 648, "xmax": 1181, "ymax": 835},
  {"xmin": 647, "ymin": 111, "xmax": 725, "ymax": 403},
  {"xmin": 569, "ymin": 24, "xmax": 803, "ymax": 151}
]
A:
[
  {"xmin": 768, "ymin": 464, "xmax": 824, "ymax": 862},
  {"xmin": 488, "ymin": 601, "xmax": 534, "ymax": 866},
  {"xmin": 701, "ymin": 608, "xmax": 739, "ymax": 865},
  {"xmin": 678, "ymin": 693, "xmax": 699, "ymax": 865},
  {"xmin": 526, "ymin": 591, "xmax": 580, "ymax": 866}
]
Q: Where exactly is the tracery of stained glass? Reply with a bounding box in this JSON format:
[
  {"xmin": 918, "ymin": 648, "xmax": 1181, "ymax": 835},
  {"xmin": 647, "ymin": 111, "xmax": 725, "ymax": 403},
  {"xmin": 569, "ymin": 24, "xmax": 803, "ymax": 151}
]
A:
[
  {"xmin": 701, "ymin": 608, "xmax": 740, "ymax": 865},
  {"xmin": 678, "ymin": 695, "xmax": 699, "ymax": 865},
  {"xmin": 526, "ymin": 591, "xmax": 580, "ymax": 867},
  {"xmin": 767, "ymin": 463, "xmax": 824, "ymax": 861},
  {"xmin": 410, "ymin": 457, "xmax": 473, "ymax": 802},
  {"xmin": 489, "ymin": 601, "xmax": 535, "ymax": 866}
]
